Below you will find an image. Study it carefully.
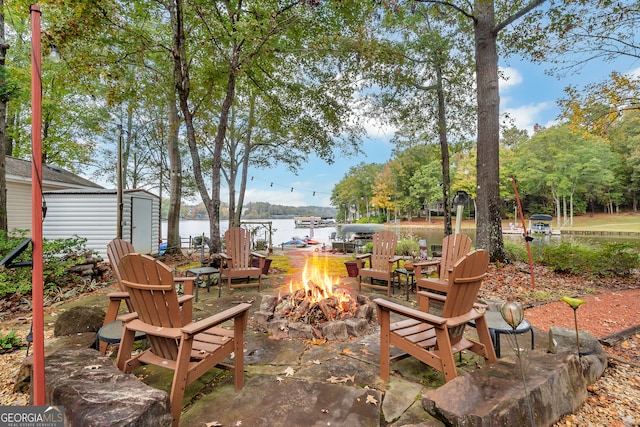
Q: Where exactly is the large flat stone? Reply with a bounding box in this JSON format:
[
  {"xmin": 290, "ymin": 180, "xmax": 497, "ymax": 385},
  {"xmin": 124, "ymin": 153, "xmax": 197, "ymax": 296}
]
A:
[
  {"xmin": 180, "ymin": 373, "xmax": 381, "ymax": 427},
  {"xmin": 45, "ymin": 348, "xmax": 172, "ymax": 426},
  {"xmin": 422, "ymin": 352, "xmax": 588, "ymax": 426}
]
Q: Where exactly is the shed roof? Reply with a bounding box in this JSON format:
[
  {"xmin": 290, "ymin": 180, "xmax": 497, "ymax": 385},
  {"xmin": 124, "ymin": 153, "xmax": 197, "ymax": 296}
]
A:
[{"xmin": 6, "ymin": 156, "xmax": 103, "ymax": 189}]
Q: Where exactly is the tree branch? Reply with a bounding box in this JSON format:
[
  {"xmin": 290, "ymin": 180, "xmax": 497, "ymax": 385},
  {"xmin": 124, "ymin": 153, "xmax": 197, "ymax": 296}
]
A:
[{"xmin": 493, "ymin": 0, "xmax": 547, "ymax": 34}]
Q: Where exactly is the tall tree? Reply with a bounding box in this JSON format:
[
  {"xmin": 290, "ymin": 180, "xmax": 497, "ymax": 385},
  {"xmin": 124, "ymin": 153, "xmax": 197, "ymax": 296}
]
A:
[
  {"xmin": 0, "ymin": 0, "xmax": 9, "ymax": 232},
  {"xmin": 401, "ymin": 0, "xmax": 547, "ymax": 261},
  {"xmin": 371, "ymin": 5, "xmax": 476, "ymax": 236},
  {"xmin": 169, "ymin": 0, "xmax": 369, "ymax": 252}
]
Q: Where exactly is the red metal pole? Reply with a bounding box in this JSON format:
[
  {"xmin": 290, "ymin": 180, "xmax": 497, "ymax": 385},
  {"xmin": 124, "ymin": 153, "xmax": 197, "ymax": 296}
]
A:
[
  {"xmin": 30, "ymin": 3, "xmax": 45, "ymax": 405},
  {"xmin": 511, "ymin": 175, "xmax": 535, "ymax": 288}
]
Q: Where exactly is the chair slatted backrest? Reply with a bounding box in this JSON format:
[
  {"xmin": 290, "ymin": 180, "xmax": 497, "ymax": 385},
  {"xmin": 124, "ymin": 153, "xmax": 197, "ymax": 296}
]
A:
[
  {"xmin": 119, "ymin": 253, "xmax": 184, "ymax": 361},
  {"xmin": 441, "ymin": 249, "xmax": 489, "ymax": 320},
  {"xmin": 369, "ymin": 230, "xmax": 398, "ymax": 271},
  {"xmin": 439, "ymin": 234, "xmax": 472, "ymax": 280},
  {"xmin": 225, "ymin": 227, "xmax": 252, "ymax": 269},
  {"xmin": 107, "ymin": 239, "xmax": 135, "ymax": 290}
]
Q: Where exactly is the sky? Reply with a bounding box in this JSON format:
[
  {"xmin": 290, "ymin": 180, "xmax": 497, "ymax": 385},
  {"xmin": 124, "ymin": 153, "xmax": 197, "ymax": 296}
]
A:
[{"xmin": 235, "ymin": 55, "xmax": 640, "ymax": 209}]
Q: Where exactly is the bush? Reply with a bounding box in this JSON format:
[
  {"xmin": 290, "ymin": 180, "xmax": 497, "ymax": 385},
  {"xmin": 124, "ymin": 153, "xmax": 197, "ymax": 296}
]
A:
[
  {"xmin": 396, "ymin": 239, "xmax": 420, "ymax": 257},
  {"xmin": 0, "ymin": 231, "xmax": 92, "ymax": 298},
  {"xmin": 505, "ymin": 239, "xmax": 640, "ymax": 278}
]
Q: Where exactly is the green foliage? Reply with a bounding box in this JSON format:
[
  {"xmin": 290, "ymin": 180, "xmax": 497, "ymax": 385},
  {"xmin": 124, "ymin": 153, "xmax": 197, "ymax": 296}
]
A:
[
  {"xmin": 0, "ymin": 66, "xmax": 21, "ymax": 103},
  {"xmin": 0, "ymin": 232, "xmax": 92, "ymax": 298},
  {"xmin": 504, "ymin": 240, "xmax": 639, "ymax": 278},
  {"xmin": 593, "ymin": 242, "xmax": 639, "ymax": 278},
  {"xmin": 396, "ymin": 239, "xmax": 420, "ymax": 257},
  {"xmin": 0, "ymin": 330, "xmax": 22, "ymax": 353}
]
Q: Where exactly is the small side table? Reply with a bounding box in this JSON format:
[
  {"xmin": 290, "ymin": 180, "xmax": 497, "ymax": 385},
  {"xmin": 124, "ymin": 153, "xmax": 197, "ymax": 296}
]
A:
[
  {"xmin": 186, "ymin": 266, "xmax": 219, "ymax": 301},
  {"xmin": 96, "ymin": 320, "xmax": 145, "ymax": 350},
  {"xmin": 393, "ymin": 267, "xmax": 416, "ymax": 301},
  {"xmin": 470, "ymin": 310, "xmax": 534, "ymax": 358}
]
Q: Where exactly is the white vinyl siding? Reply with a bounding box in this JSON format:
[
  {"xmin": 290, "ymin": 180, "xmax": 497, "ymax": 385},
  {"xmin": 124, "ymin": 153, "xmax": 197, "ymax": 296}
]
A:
[{"xmin": 42, "ymin": 190, "xmax": 159, "ymax": 260}]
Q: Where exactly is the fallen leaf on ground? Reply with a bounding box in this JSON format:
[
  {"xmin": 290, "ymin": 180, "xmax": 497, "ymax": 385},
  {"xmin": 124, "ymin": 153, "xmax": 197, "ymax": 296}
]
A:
[
  {"xmin": 284, "ymin": 366, "xmax": 295, "ymax": 377},
  {"xmin": 366, "ymin": 395, "xmax": 378, "ymax": 405}
]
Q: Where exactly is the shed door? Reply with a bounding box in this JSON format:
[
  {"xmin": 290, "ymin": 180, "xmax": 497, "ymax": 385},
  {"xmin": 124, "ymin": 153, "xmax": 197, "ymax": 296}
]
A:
[{"xmin": 131, "ymin": 197, "xmax": 153, "ymax": 254}]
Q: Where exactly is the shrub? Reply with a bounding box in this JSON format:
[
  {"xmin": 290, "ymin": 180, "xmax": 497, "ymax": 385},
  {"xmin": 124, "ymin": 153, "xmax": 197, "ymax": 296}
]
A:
[
  {"xmin": 506, "ymin": 239, "xmax": 640, "ymax": 278},
  {"xmin": 0, "ymin": 231, "xmax": 92, "ymax": 298},
  {"xmin": 396, "ymin": 239, "xmax": 420, "ymax": 257}
]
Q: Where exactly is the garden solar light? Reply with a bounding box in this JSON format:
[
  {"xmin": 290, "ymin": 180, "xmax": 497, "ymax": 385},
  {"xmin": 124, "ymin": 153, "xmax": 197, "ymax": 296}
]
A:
[
  {"xmin": 562, "ymin": 296, "xmax": 585, "ymax": 358},
  {"xmin": 500, "ymin": 298, "xmax": 524, "ymax": 329},
  {"xmin": 500, "ymin": 298, "xmax": 534, "ymax": 426}
]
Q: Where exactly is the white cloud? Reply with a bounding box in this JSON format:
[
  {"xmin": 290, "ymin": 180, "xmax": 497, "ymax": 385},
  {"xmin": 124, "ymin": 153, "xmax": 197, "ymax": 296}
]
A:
[
  {"xmin": 503, "ymin": 102, "xmax": 554, "ymax": 134},
  {"xmin": 626, "ymin": 66, "xmax": 640, "ymax": 79},
  {"xmin": 499, "ymin": 67, "xmax": 524, "ymax": 91}
]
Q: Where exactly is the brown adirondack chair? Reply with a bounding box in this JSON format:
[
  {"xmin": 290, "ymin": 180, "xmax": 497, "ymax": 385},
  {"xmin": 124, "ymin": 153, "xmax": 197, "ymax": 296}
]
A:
[
  {"xmin": 116, "ymin": 253, "xmax": 251, "ymax": 427},
  {"xmin": 413, "ymin": 233, "xmax": 472, "ymax": 294},
  {"xmin": 101, "ymin": 239, "xmax": 195, "ymax": 354},
  {"xmin": 374, "ymin": 249, "xmax": 496, "ymax": 383},
  {"xmin": 356, "ymin": 230, "xmax": 402, "ymax": 297},
  {"xmin": 220, "ymin": 227, "xmax": 266, "ymax": 294}
]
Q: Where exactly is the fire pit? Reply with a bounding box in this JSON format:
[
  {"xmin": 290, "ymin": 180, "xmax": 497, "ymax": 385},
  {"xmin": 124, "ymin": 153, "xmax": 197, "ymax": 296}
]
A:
[{"xmin": 254, "ymin": 255, "xmax": 376, "ymax": 340}]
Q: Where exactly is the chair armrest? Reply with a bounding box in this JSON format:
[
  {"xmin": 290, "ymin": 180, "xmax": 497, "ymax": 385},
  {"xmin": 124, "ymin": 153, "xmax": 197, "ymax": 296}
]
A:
[
  {"xmin": 251, "ymin": 252, "xmax": 266, "ymax": 259},
  {"xmin": 417, "ymin": 291, "xmax": 447, "ymax": 302},
  {"xmin": 182, "ymin": 303, "xmax": 252, "ymax": 335},
  {"xmin": 174, "ymin": 276, "xmax": 195, "ymax": 295},
  {"xmin": 412, "ymin": 260, "xmax": 440, "ymax": 276},
  {"xmin": 373, "ymin": 298, "xmax": 446, "ymax": 327},
  {"xmin": 125, "ymin": 318, "xmax": 182, "ymax": 339},
  {"xmin": 177, "ymin": 295, "xmax": 194, "ymax": 304},
  {"xmin": 117, "ymin": 312, "xmax": 138, "ymax": 322},
  {"xmin": 356, "ymin": 253, "xmax": 371, "ymax": 268},
  {"xmin": 220, "ymin": 252, "xmax": 231, "ymax": 260},
  {"xmin": 390, "ymin": 256, "xmax": 402, "ymax": 268},
  {"xmin": 107, "ymin": 291, "xmax": 129, "ymax": 301}
]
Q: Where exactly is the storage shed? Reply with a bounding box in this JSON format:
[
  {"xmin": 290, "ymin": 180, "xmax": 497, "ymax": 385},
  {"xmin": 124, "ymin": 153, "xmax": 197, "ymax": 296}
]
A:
[
  {"xmin": 6, "ymin": 156, "xmax": 103, "ymax": 231},
  {"xmin": 42, "ymin": 189, "xmax": 160, "ymax": 259}
]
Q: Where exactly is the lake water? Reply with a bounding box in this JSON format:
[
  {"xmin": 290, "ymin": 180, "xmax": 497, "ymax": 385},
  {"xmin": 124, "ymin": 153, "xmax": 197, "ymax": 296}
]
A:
[
  {"xmin": 162, "ymin": 219, "xmax": 640, "ymax": 249},
  {"xmin": 161, "ymin": 218, "xmax": 338, "ymax": 247}
]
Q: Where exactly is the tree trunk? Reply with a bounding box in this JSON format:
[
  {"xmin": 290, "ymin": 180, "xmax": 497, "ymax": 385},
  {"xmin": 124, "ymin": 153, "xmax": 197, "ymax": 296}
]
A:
[
  {"xmin": 236, "ymin": 94, "xmax": 256, "ymax": 227},
  {"xmin": 436, "ymin": 61, "xmax": 452, "ymax": 236},
  {"xmin": 166, "ymin": 96, "xmax": 182, "ymax": 255},
  {"xmin": 0, "ymin": 0, "xmax": 8, "ymax": 233},
  {"xmin": 473, "ymin": 1, "xmax": 504, "ymax": 261},
  {"xmin": 210, "ymin": 55, "xmax": 240, "ymax": 251},
  {"xmin": 169, "ymin": 0, "xmax": 217, "ymax": 252}
]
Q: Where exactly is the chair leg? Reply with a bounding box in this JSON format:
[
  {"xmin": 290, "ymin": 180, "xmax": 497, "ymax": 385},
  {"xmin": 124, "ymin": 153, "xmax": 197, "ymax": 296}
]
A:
[
  {"xmin": 100, "ymin": 299, "xmax": 122, "ymax": 354},
  {"xmin": 435, "ymin": 328, "xmax": 458, "ymax": 382},
  {"xmin": 234, "ymin": 315, "xmax": 246, "ymax": 391},
  {"xmin": 378, "ymin": 308, "xmax": 391, "ymax": 381},
  {"xmin": 115, "ymin": 328, "xmax": 136, "ymax": 372},
  {"xmin": 170, "ymin": 338, "xmax": 194, "ymax": 427}
]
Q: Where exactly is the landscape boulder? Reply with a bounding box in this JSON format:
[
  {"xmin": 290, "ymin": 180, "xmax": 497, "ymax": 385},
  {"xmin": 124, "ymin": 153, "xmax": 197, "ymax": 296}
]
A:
[
  {"xmin": 46, "ymin": 348, "xmax": 172, "ymax": 426},
  {"xmin": 53, "ymin": 306, "xmax": 105, "ymax": 337}
]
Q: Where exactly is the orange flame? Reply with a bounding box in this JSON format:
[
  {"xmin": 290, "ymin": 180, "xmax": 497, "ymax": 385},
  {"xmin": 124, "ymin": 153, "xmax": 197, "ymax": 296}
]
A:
[{"xmin": 288, "ymin": 253, "xmax": 350, "ymax": 305}]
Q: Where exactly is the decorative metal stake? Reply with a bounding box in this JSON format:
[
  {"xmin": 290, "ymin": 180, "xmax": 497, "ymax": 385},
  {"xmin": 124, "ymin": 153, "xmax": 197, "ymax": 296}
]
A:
[
  {"xmin": 562, "ymin": 296, "xmax": 585, "ymax": 358},
  {"xmin": 501, "ymin": 299, "xmax": 534, "ymax": 427}
]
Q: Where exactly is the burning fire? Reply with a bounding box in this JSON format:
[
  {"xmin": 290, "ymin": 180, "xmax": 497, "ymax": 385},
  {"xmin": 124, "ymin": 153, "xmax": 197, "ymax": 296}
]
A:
[{"xmin": 287, "ymin": 254, "xmax": 351, "ymax": 305}]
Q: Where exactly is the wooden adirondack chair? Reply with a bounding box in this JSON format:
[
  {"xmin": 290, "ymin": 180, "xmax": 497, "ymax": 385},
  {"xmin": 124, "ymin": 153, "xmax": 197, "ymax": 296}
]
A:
[
  {"xmin": 356, "ymin": 230, "xmax": 402, "ymax": 297},
  {"xmin": 413, "ymin": 233, "xmax": 472, "ymax": 294},
  {"xmin": 116, "ymin": 253, "xmax": 251, "ymax": 427},
  {"xmin": 374, "ymin": 249, "xmax": 496, "ymax": 383},
  {"xmin": 101, "ymin": 239, "xmax": 195, "ymax": 354},
  {"xmin": 220, "ymin": 227, "xmax": 266, "ymax": 294}
]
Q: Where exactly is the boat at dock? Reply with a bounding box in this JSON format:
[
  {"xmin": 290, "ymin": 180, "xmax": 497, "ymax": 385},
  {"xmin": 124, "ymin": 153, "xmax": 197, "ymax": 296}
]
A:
[{"xmin": 294, "ymin": 216, "xmax": 337, "ymax": 228}]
